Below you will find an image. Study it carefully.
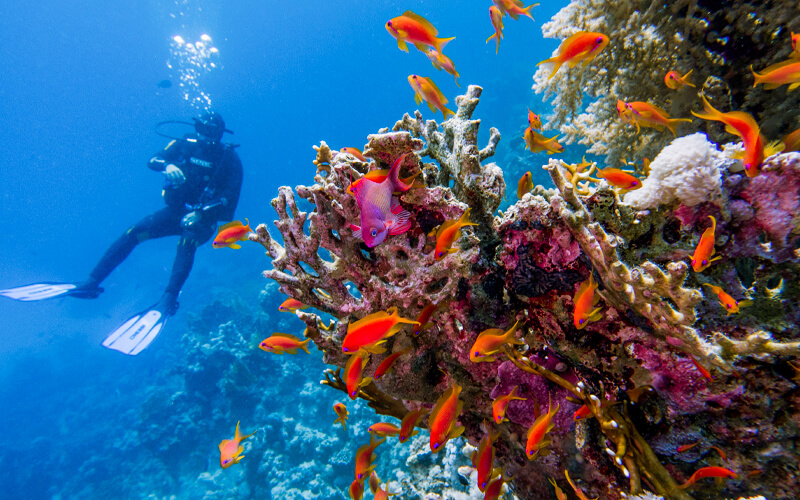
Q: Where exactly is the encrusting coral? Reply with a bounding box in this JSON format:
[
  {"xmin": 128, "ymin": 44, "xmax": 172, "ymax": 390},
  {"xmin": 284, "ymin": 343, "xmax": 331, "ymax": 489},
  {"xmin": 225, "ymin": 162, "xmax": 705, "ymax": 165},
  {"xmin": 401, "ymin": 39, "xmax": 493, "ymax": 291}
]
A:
[
  {"xmin": 533, "ymin": 0, "xmax": 800, "ymax": 167},
  {"xmin": 255, "ymin": 80, "xmax": 800, "ymax": 499}
]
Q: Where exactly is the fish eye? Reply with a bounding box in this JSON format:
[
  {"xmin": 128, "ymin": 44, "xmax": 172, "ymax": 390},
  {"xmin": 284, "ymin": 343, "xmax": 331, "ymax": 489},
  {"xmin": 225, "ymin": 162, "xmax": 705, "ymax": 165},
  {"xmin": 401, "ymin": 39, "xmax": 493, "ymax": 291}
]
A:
[
  {"xmin": 358, "ymin": 473, "xmax": 363, "ymax": 479},
  {"xmin": 579, "ymin": 318, "xmax": 585, "ymax": 324},
  {"xmin": 351, "ymin": 390, "xmax": 357, "ymax": 396},
  {"xmin": 596, "ymin": 37, "xmax": 603, "ymax": 44},
  {"xmin": 343, "ymin": 347, "xmax": 350, "ymax": 353},
  {"xmin": 433, "ymin": 443, "xmax": 439, "ymax": 449},
  {"xmin": 481, "ymin": 482, "xmax": 487, "ymax": 488},
  {"xmin": 632, "ymin": 181, "xmax": 638, "ymax": 186},
  {"xmin": 371, "ymin": 229, "xmax": 378, "ymax": 237},
  {"xmin": 528, "ymin": 450, "xmax": 534, "ymax": 455},
  {"xmin": 223, "ymin": 459, "xmax": 230, "ymax": 464},
  {"xmin": 702, "ymin": 259, "xmax": 708, "ymax": 265},
  {"xmin": 474, "ymin": 351, "xmax": 480, "ymax": 356}
]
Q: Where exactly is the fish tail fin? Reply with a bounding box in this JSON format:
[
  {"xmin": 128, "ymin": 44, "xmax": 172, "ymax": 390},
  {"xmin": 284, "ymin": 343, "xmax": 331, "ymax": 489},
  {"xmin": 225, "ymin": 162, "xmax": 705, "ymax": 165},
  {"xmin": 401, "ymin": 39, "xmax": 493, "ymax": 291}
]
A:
[
  {"xmin": 537, "ymin": 57, "xmax": 562, "ymax": 80},
  {"xmin": 665, "ymin": 117, "xmax": 691, "ymax": 137},
  {"xmin": 522, "ymin": 3, "xmax": 539, "ymax": 19},
  {"xmin": 750, "ymin": 65, "xmax": 764, "ymax": 88},
  {"xmin": 457, "ymin": 208, "xmax": 477, "ymax": 228},
  {"xmin": 486, "ymin": 33, "xmax": 497, "ymax": 44},
  {"xmin": 442, "ymin": 105, "xmax": 456, "ymax": 118},
  {"xmin": 692, "ymin": 93, "xmax": 725, "ymax": 123},
  {"xmin": 300, "ymin": 338, "xmax": 312, "ymax": 354},
  {"xmin": 435, "ymin": 36, "xmax": 455, "ymax": 55}
]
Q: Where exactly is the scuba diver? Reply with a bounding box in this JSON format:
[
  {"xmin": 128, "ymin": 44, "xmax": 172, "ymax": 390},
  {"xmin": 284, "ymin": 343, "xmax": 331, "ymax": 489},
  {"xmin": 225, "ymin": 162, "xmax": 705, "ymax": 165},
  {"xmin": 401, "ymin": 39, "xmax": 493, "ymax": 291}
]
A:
[{"xmin": 1, "ymin": 111, "xmax": 243, "ymax": 355}]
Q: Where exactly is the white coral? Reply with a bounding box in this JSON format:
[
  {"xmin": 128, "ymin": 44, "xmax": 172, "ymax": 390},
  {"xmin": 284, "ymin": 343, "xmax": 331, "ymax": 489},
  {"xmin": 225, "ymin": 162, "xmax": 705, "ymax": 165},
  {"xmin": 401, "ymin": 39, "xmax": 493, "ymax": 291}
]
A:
[{"xmin": 622, "ymin": 133, "xmax": 730, "ymax": 209}]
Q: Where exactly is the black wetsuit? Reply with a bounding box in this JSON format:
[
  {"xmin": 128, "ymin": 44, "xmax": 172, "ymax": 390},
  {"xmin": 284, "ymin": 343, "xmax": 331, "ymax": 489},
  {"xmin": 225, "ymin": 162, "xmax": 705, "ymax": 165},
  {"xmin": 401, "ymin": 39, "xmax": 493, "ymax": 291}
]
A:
[{"xmin": 85, "ymin": 137, "xmax": 243, "ymax": 307}]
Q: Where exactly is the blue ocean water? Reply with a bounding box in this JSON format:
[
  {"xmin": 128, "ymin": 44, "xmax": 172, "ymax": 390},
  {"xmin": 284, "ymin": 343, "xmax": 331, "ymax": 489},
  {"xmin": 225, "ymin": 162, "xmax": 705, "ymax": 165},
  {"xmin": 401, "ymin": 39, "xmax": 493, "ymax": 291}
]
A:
[{"xmin": 0, "ymin": 1, "xmax": 567, "ymax": 498}]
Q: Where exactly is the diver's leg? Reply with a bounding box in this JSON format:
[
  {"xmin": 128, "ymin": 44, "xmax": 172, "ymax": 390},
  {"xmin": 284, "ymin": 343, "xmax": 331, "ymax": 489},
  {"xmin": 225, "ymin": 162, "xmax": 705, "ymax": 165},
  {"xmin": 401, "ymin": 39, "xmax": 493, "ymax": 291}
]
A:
[
  {"xmin": 72, "ymin": 208, "xmax": 182, "ymax": 298},
  {"xmin": 157, "ymin": 221, "xmax": 216, "ymax": 312}
]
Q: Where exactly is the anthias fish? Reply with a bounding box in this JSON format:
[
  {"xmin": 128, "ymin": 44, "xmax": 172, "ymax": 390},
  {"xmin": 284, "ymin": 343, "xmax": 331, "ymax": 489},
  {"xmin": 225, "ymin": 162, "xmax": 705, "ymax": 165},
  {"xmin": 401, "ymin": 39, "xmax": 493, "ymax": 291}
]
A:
[
  {"xmin": 333, "ymin": 403, "xmax": 349, "ymax": 431},
  {"xmin": 342, "ymin": 307, "xmax": 418, "ymax": 354},
  {"xmin": 469, "ymin": 320, "xmax": 524, "ymax": 362},
  {"xmin": 259, "ymin": 332, "xmax": 311, "ymax": 355},
  {"xmin": 219, "ymin": 421, "xmax": 256, "ymax": 469},
  {"xmin": 386, "ymin": 11, "xmax": 454, "ymax": 55},
  {"xmin": 486, "ymin": 6, "xmax": 504, "ymax": 54},
  {"xmin": 664, "ymin": 70, "xmax": 695, "ymax": 90},
  {"xmin": 537, "ymin": 31, "xmax": 609, "ymax": 80},
  {"xmin": 493, "ymin": 386, "xmax": 526, "ymax": 424},
  {"xmin": 408, "ymin": 75, "xmax": 455, "ymax": 118},
  {"xmin": 434, "ymin": 208, "xmax": 478, "ymax": 260},
  {"xmin": 429, "ymin": 382, "xmax": 465, "ymax": 452},
  {"xmin": 213, "ymin": 219, "xmax": 252, "ymax": 249}
]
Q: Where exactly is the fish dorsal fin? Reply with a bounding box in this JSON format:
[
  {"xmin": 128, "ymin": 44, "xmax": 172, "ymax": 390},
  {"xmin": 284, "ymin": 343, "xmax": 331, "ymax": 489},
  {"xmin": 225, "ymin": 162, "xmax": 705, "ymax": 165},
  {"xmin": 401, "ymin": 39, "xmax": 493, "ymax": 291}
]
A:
[
  {"xmin": 218, "ymin": 220, "xmax": 243, "ymax": 232},
  {"xmin": 402, "ymin": 11, "xmax": 438, "ymax": 36},
  {"xmin": 477, "ymin": 328, "xmax": 504, "ymax": 339},
  {"xmin": 436, "ymin": 219, "xmax": 458, "ymax": 237},
  {"xmin": 270, "ymin": 332, "xmax": 301, "ymax": 341},
  {"xmin": 559, "ymin": 31, "xmax": 593, "ymax": 55}
]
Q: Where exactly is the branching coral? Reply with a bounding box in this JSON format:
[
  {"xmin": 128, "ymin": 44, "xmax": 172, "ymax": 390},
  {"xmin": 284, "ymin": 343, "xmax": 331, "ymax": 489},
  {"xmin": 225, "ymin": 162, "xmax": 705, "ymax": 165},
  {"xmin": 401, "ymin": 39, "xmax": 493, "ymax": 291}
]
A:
[
  {"xmin": 533, "ymin": 0, "xmax": 800, "ymax": 166},
  {"xmin": 257, "ymin": 85, "xmax": 800, "ymax": 500}
]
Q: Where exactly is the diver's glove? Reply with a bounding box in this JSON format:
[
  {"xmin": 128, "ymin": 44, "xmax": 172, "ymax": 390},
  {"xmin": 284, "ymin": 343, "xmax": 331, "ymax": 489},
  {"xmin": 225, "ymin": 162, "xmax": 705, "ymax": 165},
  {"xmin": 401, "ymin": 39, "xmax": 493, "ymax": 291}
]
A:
[
  {"xmin": 165, "ymin": 164, "xmax": 186, "ymax": 185},
  {"xmin": 181, "ymin": 211, "xmax": 201, "ymax": 229}
]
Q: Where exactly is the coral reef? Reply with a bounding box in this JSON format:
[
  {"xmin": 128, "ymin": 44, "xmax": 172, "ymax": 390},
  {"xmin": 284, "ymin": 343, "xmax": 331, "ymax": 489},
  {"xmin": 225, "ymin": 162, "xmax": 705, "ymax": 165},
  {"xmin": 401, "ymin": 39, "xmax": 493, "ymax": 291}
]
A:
[
  {"xmin": 258, "ymin": 83, "xmax": 800, "ymax": 500},
  {"xmin": 533, "ymin": 0, "xmax": 800, "ymax": 166}
]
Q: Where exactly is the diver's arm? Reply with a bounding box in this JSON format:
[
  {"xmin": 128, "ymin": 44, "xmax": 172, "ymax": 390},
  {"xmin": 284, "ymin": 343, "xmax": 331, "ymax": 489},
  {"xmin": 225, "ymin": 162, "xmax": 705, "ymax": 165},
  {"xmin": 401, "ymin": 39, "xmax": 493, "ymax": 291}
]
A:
[{"xmin": 147, "ymin": 139, "xmax": 184, "ymax": 172}]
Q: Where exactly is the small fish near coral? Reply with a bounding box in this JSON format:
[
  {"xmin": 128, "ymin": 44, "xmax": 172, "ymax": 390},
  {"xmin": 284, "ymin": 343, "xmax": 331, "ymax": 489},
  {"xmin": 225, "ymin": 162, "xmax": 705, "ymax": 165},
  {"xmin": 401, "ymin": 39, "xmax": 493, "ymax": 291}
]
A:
[
  {"xmin": 525, "ymin": 394, "xmax": 558, "ymax": 460},
  {"xmin": 333, "ymin": 403, "xmax": 349, "ymax": 431},
  {"xmin": 433, "ymin": 208, "xmax": 478, "ymax": 260},
  {"xmin": 342, "ymin": 307, "xmax": 418, "ymax": 354},
  {"xmin": 537, "ymin": 31, "xmax": 609, "ymax": 80},
  {"xmin": 664, "ymin": 69, "xmax": 695, "ymax": 90},
  {"xmin": 493, "ymin": 0, "xmax": 538, "ymax": 21},
  {"xmin": 703, "ymin": 283, "xmax": 752, "ymax": 315},
  {"xmin": 219, "ymin": 421, "xmax": 256, "ymax": 469},
  {"xmin": 408, "ymin": 74, "xmax": 455, "ymax": 118},
  {"xmin": 212, "ymin": 219, "xmax": 253, "ymax": 249},
  {"xmin": 517, "ymin": 171, "xmax": 534, "ymax": 199},
  {"xmin": 278, "ymin": 297, "xmax": 308, "ymax": 313},
  {"xmin": 469, "ymin": 320, "xmax": 524, "ymax": 362},
  {"xmin": 398, "ymin": 409, "xmax": 427, "ymax": 443},
  {"xmin": 689, "ymin": 215, "xmax": 721, "ymax": 273},
  {"xmin": 258, "ymin": 332, "xmax": 311, "ymax": 355},
  {"xmin": 429, "ymin": 382, "xmax": 465, "ymax": 452},
  {"xmin": 426, "ymin": 48, "xmax": 460, "ymax": 87},
  {"xmin": 493, "ymin": 386, "xmax": 526, "ymax": 424}
]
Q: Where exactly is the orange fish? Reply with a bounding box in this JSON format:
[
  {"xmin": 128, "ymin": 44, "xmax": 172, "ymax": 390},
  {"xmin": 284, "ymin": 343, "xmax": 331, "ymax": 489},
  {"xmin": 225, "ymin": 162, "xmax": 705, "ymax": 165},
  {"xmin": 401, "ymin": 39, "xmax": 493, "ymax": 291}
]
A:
[
  {"xmin": 493, "ymin": 386, "xmax": 527, "ymax": 424},
  {"xmin": 408, "ymin": 74, "xmax": 455, "ymax": 118},
  {"xmin": 572, "ymin": 404, "xmax": 592, "ymax": 421},
  {"xmin": 399, "ymin": 409, "xmax": 427, "ymax": 443},
  {"xmin": 781, "ymin": 126, "xmax": 800, "ymax": 152},
  {"xmin": 429, "ymin": 382, "xmax": 465, "ymax": 452},
  {"xmin": 523, "ymin": 127, "xmax": 564, "ymax": 154},
  {"xmin": 692, "ymin": 94, "xmax": 781, "ymax": 177},
  {"xmin": 679, "ymin": 466, "xmax": 737, "ymax": 489},
  {"xmin": 690, "ymin": 216, "xmax": 720, "ymax": 273},
  {"xmin": 664, "ymin": 69, "xmax": 695, "ymax": 90},
  {"xmin": 620, "ymin": 101, "xmax": 692, "ymax": 136},
  {"xmin": 517, "ymin": 171, "xmax": 534, "ymax": 199},
  {"xmin": 537, "ymin": 31, "xmax": 609, "ymax": 80},
  {"xmin": 548, "ymin": 477, "xmax": 567, "ymax": 500},
  {"xmin": 525, "ymin": 394, "xmax": 558, "ymax": 460},
  {"xmin": 493, "ymin": 0, "xmax": 538, "ymax": 21},
  {"xmin": 528, "ymin": 108, "xmax": 542, "ymax": 130},
  {"xmin": 703, "ymin": 283, "xmax": 752, "ymax": 315},
  {"xmin": 689, "ymin": 354, "xmax": 714, "ymax": 380},
  {"xmin": 374, "ymin": 348, "xmax": 411, "ymax": 380},
  {"xmin": 386, "ymin": 11, "xmax": 454, "ymax": 55},
  {"xmin": 564, "ymin": 469, "xmax": 598, "ymax": 500},
  {"xmin": 342, "ymin": 307, "xmax": 418, "ymax": 354},
  {"xmin": 472, "ymin": 423, "xmax": 501, "ymax": 491},
  {"xmin": 213, "ymin": 219, "xmax": 252, "ymax": 249},
  {"xmin": 349, "ymin": 478, "xmax": 364, "ymax": 500},
  {"xmin": 368, "ymin": 422, "xmax": 402, "ymax": 437},
  {"xmin": 345, "ymin": 350, "xmax": 372, "ymax": 399},
  {"xmin": 219, "ymin": 421, "xmax": 256, "ymax": 469},
  {"xmin": 483, "ymin": 471, "xmax": 511, "ymax": 500},
  {"xmin": 793, "ymin": 31, "xmax": 800, "ymax": 57},
  {"xmin": 426, "ymin": 48, "xmax": 460, "ymax": 87},
  {"xmin": 333, "ymin": 403, "xmax": 349, "ymax": 431},
  {"xmin": 354, "ymin": 432, "xmax": 386, "ymax": 481},
  {"xmin": 341, "ymin": 147, "xmax": 367, "ymax": 162},
  {"xmin": 470, "ymin": 320, "xmax": 524, "ymax": 362},
  {"xmin": 596, "ymin": 167, "xmax": 642, "ymax": 192},
  {"xmin": 368, "ymin": 471, "xmax": 381, "ymax": 494},
  {"xmin": 751, "ymin": 60, "xmax": 800, "ymax": 90},
  {"xmin": 259, "ymin": 332, "xmax": 311, "ymax": 355},
  {"xmin": 278, "ymin": 297, "xmax": 309, "ymax": 313},
  {"xmin": 573, "ymin": 274, "xmax": 602, "ymax": 330},
  {"xmin": 486, "ymin": 6, "xmax": 504, "ymax": 54},
  {"xmin": 412, "ymin": 303, "xmax": 437, "ymax": 336},
  {"xmin": 677, "ymin": 442, "xmax": 700, "ymax": 452},
  {"xmin": 434, "ymin": 208, "xmax": 478, "ymax": 260}
]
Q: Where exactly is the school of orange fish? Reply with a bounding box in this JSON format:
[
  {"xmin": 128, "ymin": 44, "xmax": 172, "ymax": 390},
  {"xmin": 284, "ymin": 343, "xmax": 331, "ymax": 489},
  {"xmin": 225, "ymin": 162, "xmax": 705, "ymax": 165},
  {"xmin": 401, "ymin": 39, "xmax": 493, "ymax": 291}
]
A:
[{"xmin": 210, "ymin": 3, "xmax": 800, "ymax": 499}]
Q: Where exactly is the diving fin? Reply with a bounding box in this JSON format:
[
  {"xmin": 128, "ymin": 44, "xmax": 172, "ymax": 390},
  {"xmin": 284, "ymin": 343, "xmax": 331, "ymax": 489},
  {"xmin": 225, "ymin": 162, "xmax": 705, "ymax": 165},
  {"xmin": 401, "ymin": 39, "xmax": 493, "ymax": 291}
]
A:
[
  {"xmin": 0, "ymin": 282, "xmax": 78, "ymax": 301},
  {"xmin": 102, "ymin": 300, "xmax": 175, "ymax": 355}
]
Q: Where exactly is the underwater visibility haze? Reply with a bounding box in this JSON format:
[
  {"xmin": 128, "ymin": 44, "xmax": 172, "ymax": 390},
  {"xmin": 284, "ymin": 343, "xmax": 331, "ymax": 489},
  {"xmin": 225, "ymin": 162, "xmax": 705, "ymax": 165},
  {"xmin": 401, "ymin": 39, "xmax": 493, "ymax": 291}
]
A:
[{"xmin": 2, "ymin": 0, "xmax": 800, "ymax": 499}]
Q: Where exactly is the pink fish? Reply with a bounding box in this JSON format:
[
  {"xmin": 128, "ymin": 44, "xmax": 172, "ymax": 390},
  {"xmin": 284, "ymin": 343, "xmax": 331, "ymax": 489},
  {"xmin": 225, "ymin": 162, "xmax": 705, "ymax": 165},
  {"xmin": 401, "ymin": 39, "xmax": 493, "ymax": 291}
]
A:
[{"xmin": 349, "ymin": 153, "xmax": 412, "ymax": 247}]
